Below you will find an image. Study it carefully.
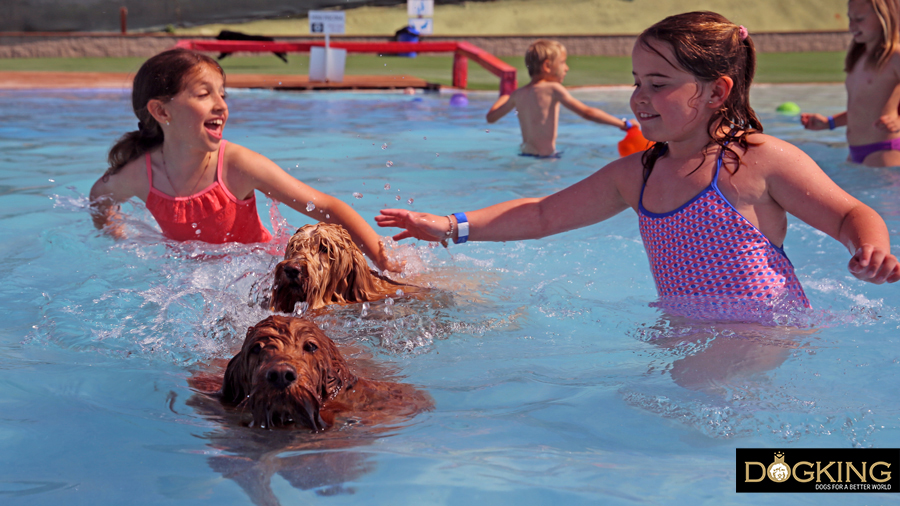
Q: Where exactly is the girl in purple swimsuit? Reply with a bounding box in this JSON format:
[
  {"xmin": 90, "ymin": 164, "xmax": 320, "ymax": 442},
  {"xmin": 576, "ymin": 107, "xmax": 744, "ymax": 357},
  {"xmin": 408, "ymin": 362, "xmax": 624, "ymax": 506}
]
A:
[
  {"xmin": 802, "ymin": 0, "xmax": 900, "ymax": 167},
  {"xmin": 375, "ymin": 11, "xmax": 900, "ymax": 321}
]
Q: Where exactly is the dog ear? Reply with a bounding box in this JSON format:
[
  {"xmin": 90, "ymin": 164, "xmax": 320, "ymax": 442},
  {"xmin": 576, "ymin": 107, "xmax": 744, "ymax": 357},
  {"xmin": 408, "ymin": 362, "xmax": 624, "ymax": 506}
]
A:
[
  {"xmin": 321, "ymin": 337, "xmax": 357, "ymax": 400},
  {"xmin": 221, "ymin": 352, "xmax": 247, "ymax": 404},
  {"xmin": 221, "ymin": 326, "xmax": 257, "ymax": 404}
]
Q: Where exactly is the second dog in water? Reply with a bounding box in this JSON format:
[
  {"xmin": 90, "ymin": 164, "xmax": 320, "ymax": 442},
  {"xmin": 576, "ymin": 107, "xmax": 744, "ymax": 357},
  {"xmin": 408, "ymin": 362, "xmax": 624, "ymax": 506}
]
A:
[{"xmin": 270, "ymin": 223, "xmax": 419, "ymax": 313}]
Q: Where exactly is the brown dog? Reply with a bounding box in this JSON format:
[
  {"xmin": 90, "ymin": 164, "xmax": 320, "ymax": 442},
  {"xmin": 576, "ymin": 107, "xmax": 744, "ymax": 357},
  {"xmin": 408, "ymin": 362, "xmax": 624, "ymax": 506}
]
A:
[
  {"xmin": 184, "ymin": 315, "xmax": 431, "ymax": 503},
  {"xmin": 209, "ymin": 315, "xmax": 432, "ymax": 431},
  {"xmin": 270, "ymin": 223, "xmax": 416, "ymax": 313}
]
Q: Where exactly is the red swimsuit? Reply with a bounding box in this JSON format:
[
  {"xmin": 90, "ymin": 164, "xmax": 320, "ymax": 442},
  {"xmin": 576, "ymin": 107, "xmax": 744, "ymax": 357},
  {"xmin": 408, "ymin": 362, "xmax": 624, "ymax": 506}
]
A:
[{"xmin": 145, "ymin": 140, "xmax": 272, "ymax": 244}]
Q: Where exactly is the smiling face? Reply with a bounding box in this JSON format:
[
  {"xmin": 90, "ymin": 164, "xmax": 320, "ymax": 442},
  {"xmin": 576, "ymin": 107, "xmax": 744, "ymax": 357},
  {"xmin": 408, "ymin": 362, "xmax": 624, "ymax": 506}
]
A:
[
  {"xmin": 158, "ymin": 63, "xmax": 228, "ymax": 151},
  {"xmin": 630, "ymin": 39, "xmax": 717, "ymax": 144},
  {"xmin": 848, "ymin": 0, "xmax": 884, "ymax": 48}
]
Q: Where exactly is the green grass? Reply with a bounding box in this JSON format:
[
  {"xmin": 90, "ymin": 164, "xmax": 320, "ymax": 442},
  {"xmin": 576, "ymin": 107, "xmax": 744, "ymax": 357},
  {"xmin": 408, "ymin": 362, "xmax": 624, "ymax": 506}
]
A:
[{"xmin": 0, "ymin": 52, "xmax": 846, "ymax": 89}]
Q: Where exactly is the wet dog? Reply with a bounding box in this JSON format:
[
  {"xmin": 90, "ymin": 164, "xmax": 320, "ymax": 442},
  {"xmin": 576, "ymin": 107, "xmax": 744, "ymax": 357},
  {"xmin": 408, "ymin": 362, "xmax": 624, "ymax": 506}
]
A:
[
  {"xmin": 200, "ymin": 315, "xmax": 432, "ymax": 431},
  {"xmin": 270, "ymin": 223, "xmax": 418, "ymax": 313},
  {"xmin": 185, "ymin": 315, "xmax": 431, "ymax": 502}
]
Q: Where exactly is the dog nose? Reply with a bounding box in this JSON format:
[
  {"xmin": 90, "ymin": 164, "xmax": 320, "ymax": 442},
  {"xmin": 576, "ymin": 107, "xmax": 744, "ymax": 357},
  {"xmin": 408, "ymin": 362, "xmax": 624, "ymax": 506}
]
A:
[
  {"xmin": 265, "ymin": 363, "xmax": 297, "ymax": 390},
  {"xmin": 282, "ymin": 263, "xmax": 301, "ymax": 280}
]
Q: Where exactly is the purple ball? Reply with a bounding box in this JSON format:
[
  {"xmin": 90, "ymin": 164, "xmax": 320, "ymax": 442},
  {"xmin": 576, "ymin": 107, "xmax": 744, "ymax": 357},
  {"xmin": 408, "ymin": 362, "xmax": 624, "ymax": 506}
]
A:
[{"xmin": 449, "ymin": 93, "xmax": 468, "ymax": 107}]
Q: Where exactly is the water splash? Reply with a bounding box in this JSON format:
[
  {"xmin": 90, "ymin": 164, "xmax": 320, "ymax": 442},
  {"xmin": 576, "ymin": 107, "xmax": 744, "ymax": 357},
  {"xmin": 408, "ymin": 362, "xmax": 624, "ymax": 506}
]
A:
[{"xmin": 306, "ymin": 201, "xmax": 315, "ymax": 212}]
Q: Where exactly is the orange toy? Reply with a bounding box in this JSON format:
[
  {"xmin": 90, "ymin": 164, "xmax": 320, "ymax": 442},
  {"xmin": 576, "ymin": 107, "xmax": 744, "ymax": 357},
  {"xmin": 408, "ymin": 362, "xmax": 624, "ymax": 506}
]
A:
[{"xmin": 617, "ymin": 124, "xmax": 653, "ymax": 158}]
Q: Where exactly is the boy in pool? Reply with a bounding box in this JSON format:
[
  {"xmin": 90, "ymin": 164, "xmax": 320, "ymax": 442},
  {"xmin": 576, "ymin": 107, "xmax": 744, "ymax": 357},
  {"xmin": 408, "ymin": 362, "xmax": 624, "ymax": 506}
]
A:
[
  {"xmin": 802, "ymin": 0, "xmax": 900, "ymax": 167},
  {"xmin": 486, "ymin": 39, "xmax": 634, "ymax": 158},
  {"xmin": 90, "ymin": 48, "xmax": 397, "ymax": 272}
]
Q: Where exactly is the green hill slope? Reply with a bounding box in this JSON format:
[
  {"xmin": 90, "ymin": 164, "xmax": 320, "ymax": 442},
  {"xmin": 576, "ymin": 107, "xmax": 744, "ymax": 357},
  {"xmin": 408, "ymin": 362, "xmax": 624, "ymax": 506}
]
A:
[{"xmin": 172, "ymin": 0, "xmax": 848, "ymax": 36}]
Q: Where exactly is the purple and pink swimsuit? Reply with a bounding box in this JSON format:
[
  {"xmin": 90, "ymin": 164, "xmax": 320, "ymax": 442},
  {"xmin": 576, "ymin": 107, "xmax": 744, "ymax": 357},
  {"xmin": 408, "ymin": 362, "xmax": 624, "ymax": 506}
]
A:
[{"xmin": 638, "ymin": 146, "xmax": 811, "ymax": 321}]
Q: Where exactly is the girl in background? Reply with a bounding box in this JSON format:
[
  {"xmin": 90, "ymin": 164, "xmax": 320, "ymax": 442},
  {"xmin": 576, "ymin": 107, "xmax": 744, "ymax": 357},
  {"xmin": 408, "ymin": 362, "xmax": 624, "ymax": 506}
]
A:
[{"xmin": 802, "ymin": 0, "xmax": 900, "ymax": 167}]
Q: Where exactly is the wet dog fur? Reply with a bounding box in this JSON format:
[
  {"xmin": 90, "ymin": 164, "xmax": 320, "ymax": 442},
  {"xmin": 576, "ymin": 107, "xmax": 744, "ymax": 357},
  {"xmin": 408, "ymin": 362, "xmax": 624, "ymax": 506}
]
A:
[
  {"xmin": 269, "ymin": 223, "xmax": 418, "ymax": 313},
  {"xmin": 203, "ymin": 315, "xmax": 432, "ymax": 431}
]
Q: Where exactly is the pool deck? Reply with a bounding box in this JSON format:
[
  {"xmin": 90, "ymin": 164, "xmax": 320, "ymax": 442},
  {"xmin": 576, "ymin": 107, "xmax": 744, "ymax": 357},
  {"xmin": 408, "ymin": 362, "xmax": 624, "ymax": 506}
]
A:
[{"xmin": 0, "ymin": 71, "xmax": 438, "ymax": 91}]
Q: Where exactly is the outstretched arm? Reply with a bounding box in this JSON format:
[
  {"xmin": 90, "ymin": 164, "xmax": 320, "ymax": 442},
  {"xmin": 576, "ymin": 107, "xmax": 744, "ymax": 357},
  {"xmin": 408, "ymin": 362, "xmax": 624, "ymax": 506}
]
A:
[
  {"xmin": 801, "ymin": 111, "xmax": 846, "ymax": 131},
  {"xmin": 375, "ymin": 159, "xmax": 632, "ymax": 243},
  {"xmin": 556, "ymin": 85, "xmax": 629, "ymax": 130},
  {"xmin": 486, "ymin": 94, "xmax": 516, "ymax": 123},
  {"xmin": 764, "ymin": 137, "xmax": 899, "ymax": 284},
  {"xmin": 232, "ymin": 147, "xmax": 397, "ymax": 272}
]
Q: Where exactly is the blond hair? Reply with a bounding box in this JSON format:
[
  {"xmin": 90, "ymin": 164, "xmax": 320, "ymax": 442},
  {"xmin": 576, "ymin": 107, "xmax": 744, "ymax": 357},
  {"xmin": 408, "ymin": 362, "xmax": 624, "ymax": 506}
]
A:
[
  {"xmin": 525, "ymin": 39, "xmax": 565, "ymax": 77},
  {"xmin": 845, "ymin": 0, "xmax": 900, "ymax": 72}
]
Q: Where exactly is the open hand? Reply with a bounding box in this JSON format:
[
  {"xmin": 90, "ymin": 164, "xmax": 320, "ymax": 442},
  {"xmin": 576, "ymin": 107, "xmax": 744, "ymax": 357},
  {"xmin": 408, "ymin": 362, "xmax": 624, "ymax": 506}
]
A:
[
  {"xmin": 848, "ymin": 244, "xmax": 900, "ymax": 284},
  {"xmin": 375, "ymin": 209, "xmax": 449, "ymax": 242}
]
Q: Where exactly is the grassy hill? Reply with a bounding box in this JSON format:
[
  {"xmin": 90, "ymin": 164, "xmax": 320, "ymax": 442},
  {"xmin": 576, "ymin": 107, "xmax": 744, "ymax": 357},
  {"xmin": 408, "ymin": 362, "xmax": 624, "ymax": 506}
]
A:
[{"xmin": 170, "ymin": 0, "xmax": 848, "ymax": 36}]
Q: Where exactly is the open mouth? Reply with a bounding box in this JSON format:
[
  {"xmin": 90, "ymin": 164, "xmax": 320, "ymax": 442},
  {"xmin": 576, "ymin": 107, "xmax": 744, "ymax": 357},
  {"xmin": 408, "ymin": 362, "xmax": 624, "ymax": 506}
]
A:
[
  {"xmin": 638, "ymin": 112, "xmax": 659, "ymax": 121},
  {"xmin": 204, "ymin": 118, "xmax": 224, "ymax": 139}
]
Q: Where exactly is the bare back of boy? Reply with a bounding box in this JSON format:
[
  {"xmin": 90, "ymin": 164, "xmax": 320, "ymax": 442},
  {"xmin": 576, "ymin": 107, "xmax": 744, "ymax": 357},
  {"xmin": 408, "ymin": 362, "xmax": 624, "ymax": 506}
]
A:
[{"xmin": 513, "ymin": 82, "xmax": 563, "ymax": 156}]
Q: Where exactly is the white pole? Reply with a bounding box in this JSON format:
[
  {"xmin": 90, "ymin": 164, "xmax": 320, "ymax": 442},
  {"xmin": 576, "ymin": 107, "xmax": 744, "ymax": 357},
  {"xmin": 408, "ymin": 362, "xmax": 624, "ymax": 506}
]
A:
[{"xmin": 324, "ymin": 32, "xmax": 330, "ymax": 82}]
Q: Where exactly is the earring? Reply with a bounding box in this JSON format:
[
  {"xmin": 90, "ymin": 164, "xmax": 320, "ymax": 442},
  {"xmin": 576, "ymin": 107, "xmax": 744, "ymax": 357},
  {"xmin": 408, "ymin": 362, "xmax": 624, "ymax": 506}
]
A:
[{"xmin": 166, "ymin": 120, "xmax": 170, "ymax": 126}]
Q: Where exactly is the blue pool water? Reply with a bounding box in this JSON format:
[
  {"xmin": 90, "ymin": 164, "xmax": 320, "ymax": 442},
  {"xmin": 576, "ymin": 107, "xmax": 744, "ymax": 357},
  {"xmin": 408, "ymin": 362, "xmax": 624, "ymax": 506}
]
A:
[{"xmin": 0, "ymin": 84, "xmax": 898, "ymax": 505}]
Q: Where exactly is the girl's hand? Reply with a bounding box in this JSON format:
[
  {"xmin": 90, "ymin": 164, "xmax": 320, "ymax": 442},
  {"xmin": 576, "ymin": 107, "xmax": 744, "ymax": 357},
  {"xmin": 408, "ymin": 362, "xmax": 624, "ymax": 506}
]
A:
[
  {"xmin": 848, "ymin": 244, "xmax": 900, "ymax": 284},
  {"xmin": 874, "ymin": 115, "xmax": 900, "ymax": 134},
  {"xmin": 800, "ymin": 113, "xmax": 829, "ymax": 131},
  {"xmin": 375, "ymin": 209, "xmax": 450, "ymax": 242}
]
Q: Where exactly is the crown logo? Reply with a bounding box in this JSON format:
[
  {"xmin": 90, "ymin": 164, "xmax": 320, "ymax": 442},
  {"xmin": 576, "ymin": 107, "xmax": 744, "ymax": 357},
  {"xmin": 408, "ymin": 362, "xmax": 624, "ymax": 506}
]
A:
[{"xmin": 768, "ymin": 452, "xmax": 790, "ymax": 483}]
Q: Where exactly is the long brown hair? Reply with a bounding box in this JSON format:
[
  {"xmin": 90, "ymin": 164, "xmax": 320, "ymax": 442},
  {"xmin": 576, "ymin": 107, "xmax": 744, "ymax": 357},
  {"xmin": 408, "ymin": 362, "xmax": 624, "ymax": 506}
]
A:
[
  {"xmin": 845, "ymin": 0, "xmax": 900, "ymax": 72},
  {"xmin": 637, "ymin": 11, "xmax": 761, "ymax": 179},
  {"xmin": 105, "ymin": 48, "xmax": 224, "ymax": 176}
]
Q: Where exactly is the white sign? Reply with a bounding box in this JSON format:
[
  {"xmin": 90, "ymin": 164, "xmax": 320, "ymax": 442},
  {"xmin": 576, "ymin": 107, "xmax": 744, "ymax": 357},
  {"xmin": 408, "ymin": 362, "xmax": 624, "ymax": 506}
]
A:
[
  {"xmin": 407, "ymin": 0, "xmax": 434, "ymax": 17},
  {"xmin": 408, "ymin": 17, "xmax": 433, "ymax": 35},
  {"xmin": 308, "ymin": 10, "xmax": 346, "ymax": 34}
]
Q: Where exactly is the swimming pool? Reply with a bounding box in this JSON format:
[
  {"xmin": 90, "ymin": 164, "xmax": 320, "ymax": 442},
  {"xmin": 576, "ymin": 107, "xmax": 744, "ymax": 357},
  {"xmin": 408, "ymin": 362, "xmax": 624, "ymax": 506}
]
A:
[{"xmin": 0, "ymin": 84, "xmax": 897, "ymax": 505}]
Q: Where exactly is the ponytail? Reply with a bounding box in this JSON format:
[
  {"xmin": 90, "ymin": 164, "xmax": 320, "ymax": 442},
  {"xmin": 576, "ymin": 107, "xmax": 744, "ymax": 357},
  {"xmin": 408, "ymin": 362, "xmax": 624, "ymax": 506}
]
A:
[{"xmin": 106, "ymin": 117, "xmax": 164, "ymax": 176}]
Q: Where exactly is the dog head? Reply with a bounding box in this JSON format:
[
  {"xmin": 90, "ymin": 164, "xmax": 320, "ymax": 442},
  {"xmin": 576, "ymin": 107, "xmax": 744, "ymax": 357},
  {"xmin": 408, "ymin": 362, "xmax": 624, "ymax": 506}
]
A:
[
  {"xmin": 271, "ymin": 223, "xmax": 390, "ymax": 312},
  {"xmin": 222, "ymin": 315, "xmax": 357, "ymax": 431}
]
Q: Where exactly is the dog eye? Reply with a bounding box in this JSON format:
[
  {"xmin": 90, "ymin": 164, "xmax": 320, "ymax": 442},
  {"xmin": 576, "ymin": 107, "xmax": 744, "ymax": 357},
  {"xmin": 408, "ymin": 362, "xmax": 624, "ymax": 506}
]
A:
[
  {"xmin": 303, "ymin": 342, "xmax": 318, "ymax": 353},
  {"xmin": 249, "ymin": 343, "xmax": 262, "ymax": 355}
]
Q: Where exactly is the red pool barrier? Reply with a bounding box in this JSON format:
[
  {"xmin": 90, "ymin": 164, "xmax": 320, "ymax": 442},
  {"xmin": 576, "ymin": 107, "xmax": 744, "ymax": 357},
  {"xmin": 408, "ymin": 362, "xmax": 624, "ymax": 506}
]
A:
[{"xmin": 174, "ymin": 39, "xmax": 518, "ymax": 96}]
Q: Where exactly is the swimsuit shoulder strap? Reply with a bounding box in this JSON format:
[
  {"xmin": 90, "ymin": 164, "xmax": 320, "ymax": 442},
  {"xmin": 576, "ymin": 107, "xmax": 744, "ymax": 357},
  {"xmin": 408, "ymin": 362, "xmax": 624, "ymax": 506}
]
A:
[
  {"xmin": 710, "ymin": 142, "xmax": 728, "ymax": 191},
  {"xmin": 145, "ymin": 151, "xmax": 153, "ymax": 185},
  {"xmin": 215, "ymin": 140, "xmax": 228, "ymax": 182}
]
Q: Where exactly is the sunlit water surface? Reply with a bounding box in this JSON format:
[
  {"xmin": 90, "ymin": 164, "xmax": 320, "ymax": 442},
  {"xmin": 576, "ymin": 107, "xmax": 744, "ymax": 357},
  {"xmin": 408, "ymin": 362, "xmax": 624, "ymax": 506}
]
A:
[{"xmin": 0, "ymin": 84, "xmax": 898, "ymax": 505}]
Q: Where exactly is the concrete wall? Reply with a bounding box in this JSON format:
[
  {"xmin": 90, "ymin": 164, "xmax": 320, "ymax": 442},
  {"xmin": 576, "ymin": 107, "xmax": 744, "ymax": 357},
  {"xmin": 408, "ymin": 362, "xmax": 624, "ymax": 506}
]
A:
[{"xmin": 0, "ymin": 31, "xmax": 852, "ymax": 59}]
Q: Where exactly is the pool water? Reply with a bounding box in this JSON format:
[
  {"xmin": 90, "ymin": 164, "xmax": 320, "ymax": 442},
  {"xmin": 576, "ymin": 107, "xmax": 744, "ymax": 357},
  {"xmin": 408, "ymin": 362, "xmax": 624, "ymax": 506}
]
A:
[{"xmin": 0, "ymin": 84, "xmax": 898, "ymax": 505}]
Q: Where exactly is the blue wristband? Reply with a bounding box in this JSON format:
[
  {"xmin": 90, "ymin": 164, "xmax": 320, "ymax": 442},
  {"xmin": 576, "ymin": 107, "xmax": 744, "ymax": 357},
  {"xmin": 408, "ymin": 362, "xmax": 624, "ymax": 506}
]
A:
[
  {"xmin": 827, "ymin": 115, "xmax": 836, "ymax": 130},
  {"xmin": 453, "ymin": 212, "xmax": 468, "ymax": 244},
  {"xmin": 623, "ymin": 118, "xmax": 633, "ymax": 130}
]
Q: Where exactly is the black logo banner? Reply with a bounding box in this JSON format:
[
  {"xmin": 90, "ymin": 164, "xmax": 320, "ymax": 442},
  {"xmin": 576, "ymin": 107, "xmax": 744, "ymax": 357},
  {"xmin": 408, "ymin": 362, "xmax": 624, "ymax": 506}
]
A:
[{"xmin": 736, "ymin": 448, "xmax": 899, "ymax": 493}]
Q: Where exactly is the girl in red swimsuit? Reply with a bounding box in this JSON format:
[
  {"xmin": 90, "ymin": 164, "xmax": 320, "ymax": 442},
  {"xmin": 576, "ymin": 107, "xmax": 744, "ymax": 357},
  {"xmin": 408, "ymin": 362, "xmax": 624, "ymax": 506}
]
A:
[{"xmin": 90, "ymin": 48, "xmax": 396, "ymax": 272}]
